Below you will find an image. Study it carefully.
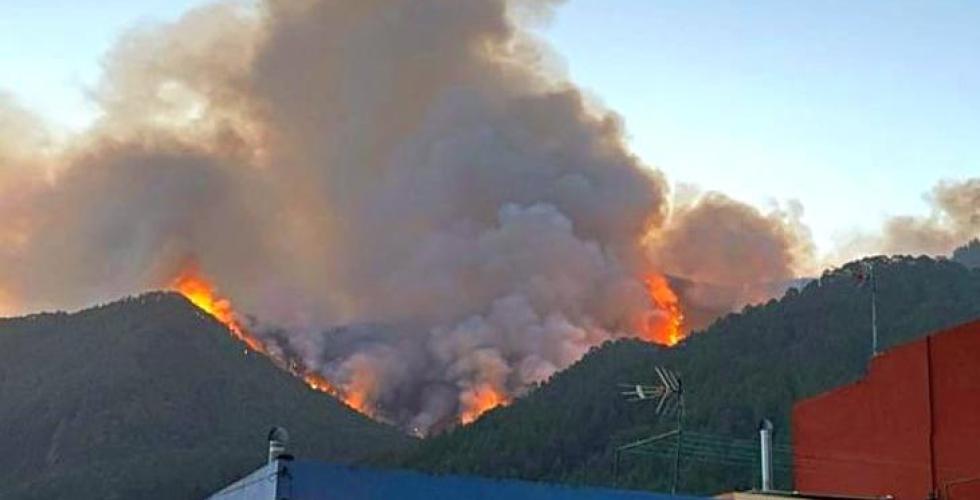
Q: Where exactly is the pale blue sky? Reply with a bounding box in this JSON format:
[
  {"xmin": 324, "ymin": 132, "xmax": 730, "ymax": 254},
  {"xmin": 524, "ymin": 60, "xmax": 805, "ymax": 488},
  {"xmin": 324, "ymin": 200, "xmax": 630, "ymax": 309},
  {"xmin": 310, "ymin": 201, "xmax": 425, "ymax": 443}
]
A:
[
  {"xmin": 1, "ymin": 1, "xmax": 977, "ymax": 252},
  {"xmin": 541, "ymin": 1, "xmax": 979, "ymax": 252},
  {"xmin": 0, "ymin": 0, "xmax": 206, "ymax": 128}
]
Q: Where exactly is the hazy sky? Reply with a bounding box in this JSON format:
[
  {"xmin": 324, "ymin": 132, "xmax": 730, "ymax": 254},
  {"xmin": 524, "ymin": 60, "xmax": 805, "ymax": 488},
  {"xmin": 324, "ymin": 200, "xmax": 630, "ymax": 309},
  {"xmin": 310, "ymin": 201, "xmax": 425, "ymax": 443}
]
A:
[
  {"xmin": 1, "ymin": 0, "xmax": 977, "ymax": 253},
  {"xmin": 0, "ymin": 0, "xmax": 208, "ymax": 128}
]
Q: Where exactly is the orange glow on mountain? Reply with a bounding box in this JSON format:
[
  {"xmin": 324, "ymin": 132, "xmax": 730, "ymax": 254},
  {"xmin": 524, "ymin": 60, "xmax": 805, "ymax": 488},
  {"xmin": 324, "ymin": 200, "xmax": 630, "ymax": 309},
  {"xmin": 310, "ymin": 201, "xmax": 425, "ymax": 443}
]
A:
[
  {"xmin": 302, "ymin": 371, "xmax": 376, "ymax": 417},
  {"xmin": 168, "ymin": 263, "xmax": 371, "ymax": 414},
  {"xmin": 339, "ymin": 364, "xmax": 377, "ymax": 416},
  {"xmin": 642, "ymin": 274, "xmax": 686, "ymax": 346},
  {"xmin": 169, "ymin": 264, "xmax": 263, "ymax": 353},
  {"xmin": 166, "ymin": 263, "xmax": 683, "ymax": 426},
  {"xmin": 302, "ymin": 371, "xmax": 342, "ymax": 398},
  {"xmin": 460, "ymin": 383, "xmax": 510, "ymax": 424},
  {"xmin": 342, "ymin": 385, "xmax": 372, "ymax": 416},
  {"xmin": 303, "ymin": 370, "xmax": 378, "ymax": 416}
]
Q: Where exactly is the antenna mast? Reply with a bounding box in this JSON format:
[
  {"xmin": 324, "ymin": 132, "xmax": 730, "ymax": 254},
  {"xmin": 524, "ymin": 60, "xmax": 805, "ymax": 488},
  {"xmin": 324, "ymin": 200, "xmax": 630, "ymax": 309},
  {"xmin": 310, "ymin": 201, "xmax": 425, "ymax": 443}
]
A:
[
  {"xmin": 870, "ymin": 262, "xmax": 878, "ymax": 357},
  {"xmin": 616, "ymin": 366, "xmax": 685, "ymax": 494}
]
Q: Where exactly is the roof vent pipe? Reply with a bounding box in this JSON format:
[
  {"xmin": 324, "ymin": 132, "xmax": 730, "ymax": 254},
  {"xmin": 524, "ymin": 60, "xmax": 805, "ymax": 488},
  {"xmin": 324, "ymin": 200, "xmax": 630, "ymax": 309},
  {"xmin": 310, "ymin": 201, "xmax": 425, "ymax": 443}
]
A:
[
  {"xmin": 268, "ymin": 426, "xmax": 289, "ymax": 464},
  {"xmin": 759, "ymin": 419, "xmax": 774, "ymax": 492}
]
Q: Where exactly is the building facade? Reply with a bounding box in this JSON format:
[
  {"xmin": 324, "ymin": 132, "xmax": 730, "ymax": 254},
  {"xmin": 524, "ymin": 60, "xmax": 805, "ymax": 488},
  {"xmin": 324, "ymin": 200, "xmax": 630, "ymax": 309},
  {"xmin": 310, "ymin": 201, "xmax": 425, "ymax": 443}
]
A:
[{"xmin": 793, "ymin": 320, "xmax": 980, "ymax": 499}]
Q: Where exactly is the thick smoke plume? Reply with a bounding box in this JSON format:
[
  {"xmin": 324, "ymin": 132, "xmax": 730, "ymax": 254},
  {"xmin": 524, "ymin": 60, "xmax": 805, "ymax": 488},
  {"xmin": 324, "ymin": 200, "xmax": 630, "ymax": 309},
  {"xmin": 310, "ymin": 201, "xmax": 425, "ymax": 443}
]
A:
[
  {"xmin": 0, "ymin": 0, "xmax": 843, "ymax": 430},
  {"xmin": 647, "ymin": 191, "xmax": 815, "ymax": 329}
]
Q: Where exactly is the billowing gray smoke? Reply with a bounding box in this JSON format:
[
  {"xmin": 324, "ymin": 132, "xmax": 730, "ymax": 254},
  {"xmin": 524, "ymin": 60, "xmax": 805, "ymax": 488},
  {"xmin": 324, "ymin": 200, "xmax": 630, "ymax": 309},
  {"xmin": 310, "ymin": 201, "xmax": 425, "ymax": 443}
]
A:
[
  {"xmin": 0, "ymin": 0, "xmax": 881, "ymax": 431},
  {"xmin": 647, "ymin": 192, "xmax": 815, "ymax": 329},
  {"xmin": 825, "ymin": 178, "xmax": 980, "ymax": 266},
  {"xmin": 844, "ymin": 179, "xmax": 980, "ymax": 258}
]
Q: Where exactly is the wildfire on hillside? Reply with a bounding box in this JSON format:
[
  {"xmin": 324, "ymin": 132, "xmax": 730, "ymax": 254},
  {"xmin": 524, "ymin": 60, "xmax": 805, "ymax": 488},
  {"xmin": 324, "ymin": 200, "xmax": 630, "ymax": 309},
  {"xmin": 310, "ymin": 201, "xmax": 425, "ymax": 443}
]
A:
[
  {"xmin": 169, "ymin": 264, "xmax": 263, "ymax": 353},
  {"xmin": 168, "ymin": 262, "xmax": 685, "ymax": 427},
  {"xmin": 0, "ymin": 0, "xmax": 841, "ymax": 437},
  {"xmin": 451, "ymin": 275, "xmax": 686, "ymax": 424},
  {"xmin": 167, "ymin": 263, "xmax": 374, "ymax": 414},
  {"xmin": 302, "ymin": 372, "xmax": 346, "ymax": 406},
  {"xmin": 643, "ymin": 274, "xmax": 686, "ymax": 346},
  {"xmin": 460, "ymin": 382, "xmax": 510, "ymax": 425}
]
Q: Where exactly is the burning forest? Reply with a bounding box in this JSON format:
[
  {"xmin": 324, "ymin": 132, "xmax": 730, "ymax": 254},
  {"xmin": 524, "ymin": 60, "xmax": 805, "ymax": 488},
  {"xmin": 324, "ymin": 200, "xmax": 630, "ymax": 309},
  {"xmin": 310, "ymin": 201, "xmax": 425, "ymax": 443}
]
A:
[
  {"xmin": 169, "ymin": 258, "xmax": 686, "ymax": 427},
  {"xmin": 2, "ymin": 0, "xmax": 973, "ymax": 433}
]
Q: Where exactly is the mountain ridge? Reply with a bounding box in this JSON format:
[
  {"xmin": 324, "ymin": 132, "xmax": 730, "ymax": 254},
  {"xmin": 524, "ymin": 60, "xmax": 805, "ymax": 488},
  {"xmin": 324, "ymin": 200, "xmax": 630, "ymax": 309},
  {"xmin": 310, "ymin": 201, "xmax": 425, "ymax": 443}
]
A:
[
  {"xmin": 0, "ymin": 291, "xmax": 413, "ymax": 500},
  {"xmin": 3, "ymin": 251, "xmax": 978, "ymax": 497}
]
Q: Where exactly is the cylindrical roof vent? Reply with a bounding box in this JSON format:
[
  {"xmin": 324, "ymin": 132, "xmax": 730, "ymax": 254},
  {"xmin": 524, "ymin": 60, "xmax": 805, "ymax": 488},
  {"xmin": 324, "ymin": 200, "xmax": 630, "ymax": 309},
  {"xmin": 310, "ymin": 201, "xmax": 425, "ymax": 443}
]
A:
[
  {"xmin": 268, "ymin": 426, "xmax": 289, "ymax": 464},
  {"xmin": 758, "ymin": 419, "xmax": 774, "ymax": 492}
]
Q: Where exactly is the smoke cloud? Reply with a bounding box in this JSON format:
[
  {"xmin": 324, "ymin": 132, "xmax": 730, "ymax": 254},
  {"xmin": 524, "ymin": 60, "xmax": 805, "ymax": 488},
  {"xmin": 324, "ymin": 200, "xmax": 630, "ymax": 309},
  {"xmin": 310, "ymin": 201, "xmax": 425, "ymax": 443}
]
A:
[
  {"xmin": 834, "ymin": 178, "xmax": 980, "ymax": 261},
  {"xmin": 647, "ymin": 191, "xmax": 816, "ymax": 328},
  {"xmin": 0, "ymin": 0, "xmax": 850, "ymax": 431}
]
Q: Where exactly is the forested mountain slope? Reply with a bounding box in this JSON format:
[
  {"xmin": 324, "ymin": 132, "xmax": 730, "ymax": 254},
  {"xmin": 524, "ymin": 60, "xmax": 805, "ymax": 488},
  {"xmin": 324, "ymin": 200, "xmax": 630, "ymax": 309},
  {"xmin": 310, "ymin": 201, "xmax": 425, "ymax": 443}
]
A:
[
  {"xmin": 954, "ymin": 238, "xmax": 980, "ymax": 268},
  {"xmin": 0, "ymin": 292, "xmax": 413, "ymax": 500},
  {"xmin": 399, "ymin": 256, "xmax": 980, "ymax": 494}
]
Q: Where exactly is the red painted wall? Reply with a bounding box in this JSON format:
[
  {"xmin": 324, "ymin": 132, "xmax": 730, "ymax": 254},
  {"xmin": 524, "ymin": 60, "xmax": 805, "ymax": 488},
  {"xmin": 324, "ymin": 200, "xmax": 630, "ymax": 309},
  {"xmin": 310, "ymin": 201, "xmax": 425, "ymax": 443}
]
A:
[
  {"xmin": 930, "ymin": 321, "xmax": 980, "ymax": 499},
  {"xmin": 792, "ymin": 320, "xmax": 980, "ymax": 500}
]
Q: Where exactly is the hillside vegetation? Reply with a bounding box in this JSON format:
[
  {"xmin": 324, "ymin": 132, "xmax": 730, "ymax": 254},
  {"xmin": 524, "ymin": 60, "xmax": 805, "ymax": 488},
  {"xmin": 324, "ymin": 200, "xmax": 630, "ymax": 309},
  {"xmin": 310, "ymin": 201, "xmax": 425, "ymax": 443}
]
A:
[
  {"xmin": 398, "ymin": 255, "xmax": 980, "ymax": 494},
  {"xmin": 954, "ymin": 238, "xmax": 980, "ymax": 269},
  {"xmin": 3, "ymin": 247, "xmax": 978, "ymax": 497},
  {"xmin": 0, "ymin": 292, "xmax": 413, "ymax": 500}
]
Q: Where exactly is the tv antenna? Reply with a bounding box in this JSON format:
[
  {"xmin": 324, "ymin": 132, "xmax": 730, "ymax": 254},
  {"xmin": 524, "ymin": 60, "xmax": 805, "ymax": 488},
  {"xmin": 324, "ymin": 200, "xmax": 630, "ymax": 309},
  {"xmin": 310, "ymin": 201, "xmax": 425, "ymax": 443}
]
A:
[
  {"xmin": 852, "ymin": 260, "xmax": 880, "ymax": 357},
  {"xmin": 615, "ymin": 366, "xmax": 685, "ymax": 494}
]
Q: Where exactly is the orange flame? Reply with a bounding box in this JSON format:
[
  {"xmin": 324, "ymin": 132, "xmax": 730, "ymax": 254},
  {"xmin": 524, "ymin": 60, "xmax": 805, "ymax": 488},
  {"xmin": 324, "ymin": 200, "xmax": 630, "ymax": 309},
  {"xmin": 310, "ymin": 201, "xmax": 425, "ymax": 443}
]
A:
[
  {"xmin": 304, "ymin": 370, "xmax": 375, "ymax": 416},
  {"xmin": 337, "ymin": 364, "xmax": 377, "ymax": 416},
  {"xmin": 169, "ymin": 264, "xmax": 264, "ymax": 353},
  {"xmin": 642, "ymin": 274, "xmax": 686, "ymax": 346},
  {"xmin": 460, "ymin": 383, "xmax": 510, "ymax": 424},
  {"xmin": 167, "ymin": 263, "xmax": 371, "ymax": 415},
  {"xmin": 307, "ymin": 370, "xmax": 374, "ymax": 417},
  {"xmin": 455, "ymin": 274, "xmax": 684, "ymax": 426},
  {"xmin": 305, "ymin": 360, "xmax": 377, "ymax": 417},
  {"xmin": 167, "ymin": 263, "xmax": 684, "ymax": 426},
  {"xmin": 342, "ymin": 383, "xmax": 373, "ymax": 416},
  {"xmin": 302, "ymin": 371, "xmax": 343, "ymax": 399}
]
